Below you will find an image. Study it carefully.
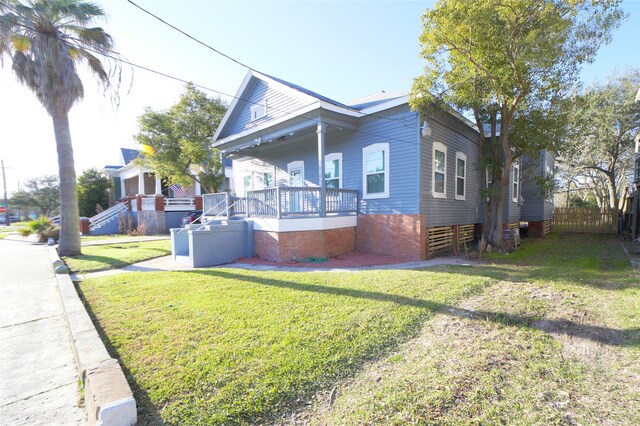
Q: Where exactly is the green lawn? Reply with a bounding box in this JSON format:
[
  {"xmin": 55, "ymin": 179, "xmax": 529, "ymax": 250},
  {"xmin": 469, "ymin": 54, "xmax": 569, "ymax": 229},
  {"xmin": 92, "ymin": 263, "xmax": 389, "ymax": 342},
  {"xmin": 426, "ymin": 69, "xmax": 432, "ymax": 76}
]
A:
[
  {"xmin": 79, "ymin": 233, "xmax": 639, "ymax": 425},
  {"xmin": 64, "ymin": 240, "xmax": 172, "ymax": 273},
  {"xmin": 80, "ymin": 234, "xmax": 160, "ymax": 241}
]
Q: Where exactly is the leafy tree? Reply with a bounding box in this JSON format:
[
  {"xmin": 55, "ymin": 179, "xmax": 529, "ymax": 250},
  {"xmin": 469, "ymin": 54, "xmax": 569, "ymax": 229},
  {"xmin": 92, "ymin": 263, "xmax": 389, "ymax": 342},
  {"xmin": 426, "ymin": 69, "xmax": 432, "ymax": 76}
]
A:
[
  {"xmin": 77, "ymin": 167, "xmax": 111, "ymax": 217},
  {"xmin": 410, "ymin": 0, "xmax": 623, "ymax": 251},
  {"xmin": 10, "ymin": 175, "xmax": 60, "ymax": 216},
  {"xmin": 134, "ymin": 83, "xmax": 228, "ymax": 194},
  {"xmin": 0, "ymin": 0, "xmax": 120, "ymax": 255},
  {"xmin": 559, "ymin": 70, "xmax": 640, "ymax": 210}
]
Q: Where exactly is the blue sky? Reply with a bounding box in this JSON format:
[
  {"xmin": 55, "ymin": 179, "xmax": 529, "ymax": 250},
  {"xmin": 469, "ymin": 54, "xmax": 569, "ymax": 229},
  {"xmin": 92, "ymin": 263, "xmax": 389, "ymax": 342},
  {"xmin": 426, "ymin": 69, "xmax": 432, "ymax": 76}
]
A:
[{"xmin": 1, "ymin": 0, "xmax": 638, "ymax": 194}]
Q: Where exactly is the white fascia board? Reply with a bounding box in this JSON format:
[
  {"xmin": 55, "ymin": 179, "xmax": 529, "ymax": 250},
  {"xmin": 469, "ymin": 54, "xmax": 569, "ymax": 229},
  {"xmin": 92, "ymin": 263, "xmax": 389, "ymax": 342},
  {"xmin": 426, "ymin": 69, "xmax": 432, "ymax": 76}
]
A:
[
  {"xmin": 250, "ymin": 215, "xmax": 357, "ymax": 232},
  {"xmin": 252, "ymin": 70, "xmax": 321, "ymax": 105},
  {"xmin": 114, "ymin": 163, "xmax": 152, "ymax": 180},
  {"xmin": 215, "ymin": 102, "xmax": 320, "ymax": 147},
  {"xmin": 358, "ymin": 95, "xmax": 410, "ymax": 115}
]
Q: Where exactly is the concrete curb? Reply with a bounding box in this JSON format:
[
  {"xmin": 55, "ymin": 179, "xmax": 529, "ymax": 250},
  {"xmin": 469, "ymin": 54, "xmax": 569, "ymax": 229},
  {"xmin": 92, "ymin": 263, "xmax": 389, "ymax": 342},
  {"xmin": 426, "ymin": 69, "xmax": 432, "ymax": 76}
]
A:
[{"xmin": 49, "ymin": 246, "xmax": 137, "ymax": 426}]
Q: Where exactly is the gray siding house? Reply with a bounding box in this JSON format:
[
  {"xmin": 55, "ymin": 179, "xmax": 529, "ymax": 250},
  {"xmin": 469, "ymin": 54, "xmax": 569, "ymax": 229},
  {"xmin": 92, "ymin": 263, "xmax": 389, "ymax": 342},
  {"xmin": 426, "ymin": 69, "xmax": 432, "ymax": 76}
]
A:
[
  {"xmin": 520, "ymin": 150, "xmax": 555, "ymax": 236},
  {"xmin": 211, "ymin": 71, "xmax": 550, "ymax": 262}
]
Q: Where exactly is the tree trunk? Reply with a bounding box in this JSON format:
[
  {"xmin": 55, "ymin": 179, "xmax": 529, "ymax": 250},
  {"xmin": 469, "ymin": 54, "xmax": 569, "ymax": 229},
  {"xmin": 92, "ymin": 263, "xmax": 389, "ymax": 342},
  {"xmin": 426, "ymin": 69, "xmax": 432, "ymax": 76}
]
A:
[
  {"xmin": 52, "ymin": 112, "xmax": 81, "ymax": 256},
  {"xmin": 606, "ymin": 172, "xmax": 618, "ymax": 211},
  {"xmin": 481, "ymin": 115, "xmax": 512, "ymax": 251}
]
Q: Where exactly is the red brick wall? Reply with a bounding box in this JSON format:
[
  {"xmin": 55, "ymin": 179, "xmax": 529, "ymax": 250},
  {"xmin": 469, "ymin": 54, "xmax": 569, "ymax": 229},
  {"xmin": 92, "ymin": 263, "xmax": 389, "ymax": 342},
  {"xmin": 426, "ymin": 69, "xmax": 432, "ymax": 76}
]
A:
[
  {"xmin": 528, "ymin": 221, "xmax": 545, "ymax": 238},
  {"xmin": 255, "ymin": 227, "xmax": 356, "ymax": 262},
  {"xmin": 355, "ymin": 214, "xmax": 426, "ymax": 261}
]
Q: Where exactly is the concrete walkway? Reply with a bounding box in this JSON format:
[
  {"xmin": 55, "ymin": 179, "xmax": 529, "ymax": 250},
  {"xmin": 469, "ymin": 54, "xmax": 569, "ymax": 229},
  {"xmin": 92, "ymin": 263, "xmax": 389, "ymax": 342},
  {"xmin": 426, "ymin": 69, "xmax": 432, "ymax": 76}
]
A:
[{"xmin": 0, "ymin": 237, "xmax": 86, "ymax": 425}]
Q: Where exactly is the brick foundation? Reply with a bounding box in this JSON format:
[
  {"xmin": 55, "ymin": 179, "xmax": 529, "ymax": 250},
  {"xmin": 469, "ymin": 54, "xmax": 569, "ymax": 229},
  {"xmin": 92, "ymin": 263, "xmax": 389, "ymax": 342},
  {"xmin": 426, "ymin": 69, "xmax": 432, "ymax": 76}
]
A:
[
  {"xmin": 355, "ymin": 214, "xmax": 426, "ymax": 261},
  {"xmin": 528, "ymin": 220, "xmax": 546, "ymax": 238},
  {"xmin": 255, "ymin": 227, "xmax": 356, "ymax": 262}
]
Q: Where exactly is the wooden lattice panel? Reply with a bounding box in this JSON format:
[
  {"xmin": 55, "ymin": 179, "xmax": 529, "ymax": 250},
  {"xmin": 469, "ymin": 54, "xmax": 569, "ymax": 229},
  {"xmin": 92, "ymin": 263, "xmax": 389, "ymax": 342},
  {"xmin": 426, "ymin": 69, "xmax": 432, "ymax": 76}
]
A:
[
  {"xmin": 458, "ymin": 224, "xmax": 475, "ymax": 245},
  {"xmin": 543, "ymin": 220, "xmax": 552, "ymax": 235},
  {"xmin": 428, "ymin": 226, "xmax": 454, "ymax": 252}
]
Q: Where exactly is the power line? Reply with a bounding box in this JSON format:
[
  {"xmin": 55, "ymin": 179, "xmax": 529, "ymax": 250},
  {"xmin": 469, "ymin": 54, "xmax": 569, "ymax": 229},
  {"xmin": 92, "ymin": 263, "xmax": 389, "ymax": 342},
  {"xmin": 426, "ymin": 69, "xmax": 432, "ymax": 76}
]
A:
[
  {"xmin": 127, "ymin": 0, "xmax": 254, "ymax": 72},
  {"xmin": 0, "ymin": 16, "xmax": 419, "ymax": 146},
  {"xmin": 126, "ymin": 0, "xmax": 414, "ymax": 127}
]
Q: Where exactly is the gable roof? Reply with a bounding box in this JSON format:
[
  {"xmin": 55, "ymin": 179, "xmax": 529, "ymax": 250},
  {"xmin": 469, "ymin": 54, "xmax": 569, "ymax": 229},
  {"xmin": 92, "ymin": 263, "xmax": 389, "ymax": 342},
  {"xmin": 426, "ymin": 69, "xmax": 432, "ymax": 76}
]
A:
[
  {"xmin": 121, "ymin": 148, "xmax": 141, "ymax": 165},
  {"xmin": 260, "ymin": 72, "xmax": 353, "ymax": 110}
]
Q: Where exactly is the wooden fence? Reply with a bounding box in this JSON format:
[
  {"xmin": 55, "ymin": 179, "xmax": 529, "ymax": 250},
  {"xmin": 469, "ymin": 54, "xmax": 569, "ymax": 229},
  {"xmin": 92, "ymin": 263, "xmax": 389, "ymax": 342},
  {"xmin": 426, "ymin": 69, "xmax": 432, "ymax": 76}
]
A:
[{"xmin": 553, "ymin": 207, "xmax": 618, "ymax": 234}]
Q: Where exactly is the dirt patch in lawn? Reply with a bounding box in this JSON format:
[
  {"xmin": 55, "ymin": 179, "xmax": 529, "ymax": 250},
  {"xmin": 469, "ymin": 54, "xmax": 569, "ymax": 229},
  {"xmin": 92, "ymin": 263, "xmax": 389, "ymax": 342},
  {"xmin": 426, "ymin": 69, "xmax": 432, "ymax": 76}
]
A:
[{"xmin": 285, "ymin": 280, "xmax": 639, "ymax": 425}]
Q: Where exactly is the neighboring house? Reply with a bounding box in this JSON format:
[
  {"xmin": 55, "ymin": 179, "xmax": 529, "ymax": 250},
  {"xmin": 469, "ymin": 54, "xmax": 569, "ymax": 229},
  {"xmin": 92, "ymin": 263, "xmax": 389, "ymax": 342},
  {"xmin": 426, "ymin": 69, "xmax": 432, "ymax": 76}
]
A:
[
  {"xmin": 520, "ymin": 150, "xmax": 555, "ymax": 237},
  {"xmin": 209, "ymin": 70, "xmax": 551, "ymax": 263},
  {"xmin": 94, "ymin": 148, "xmax": 233, "ymax": 235}
]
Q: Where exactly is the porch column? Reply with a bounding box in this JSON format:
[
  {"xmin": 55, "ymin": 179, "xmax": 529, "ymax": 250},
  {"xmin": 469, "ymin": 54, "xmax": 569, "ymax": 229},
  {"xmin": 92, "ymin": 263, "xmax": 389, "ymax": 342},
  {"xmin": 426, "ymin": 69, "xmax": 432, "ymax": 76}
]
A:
[
  {"xmin": 120, "ymin": 178, "xmax": 126, "ymax": 199},
  {"xmin": 195, "ymin": 180, "xmax": 202, "ymax": 196},
  {"xmin": 317, "ymin": 120, "xmax": 326, "ymax": 217},
  {"xmin": 138, "ymin": 171, "xmax": 145, "ymax": 195},
  {"xmin": 155, "ymin": 177, "xmax": 162, "ymax": 195}
]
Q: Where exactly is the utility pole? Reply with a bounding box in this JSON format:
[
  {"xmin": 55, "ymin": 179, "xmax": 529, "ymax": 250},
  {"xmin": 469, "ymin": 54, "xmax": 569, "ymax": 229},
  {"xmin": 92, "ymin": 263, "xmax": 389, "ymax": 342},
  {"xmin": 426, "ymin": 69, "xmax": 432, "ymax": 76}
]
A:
[{"xmin": 1, "ymin": 159, "xmax": 9, "ymax": 226}]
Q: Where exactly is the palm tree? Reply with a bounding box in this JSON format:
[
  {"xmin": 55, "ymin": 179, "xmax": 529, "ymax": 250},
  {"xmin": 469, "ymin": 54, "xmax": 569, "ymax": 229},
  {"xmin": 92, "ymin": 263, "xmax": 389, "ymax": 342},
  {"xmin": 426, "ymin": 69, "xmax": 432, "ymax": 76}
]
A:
[{"xmin": 0, "ymin": 0, "xmax": 118, "ymax": 255}]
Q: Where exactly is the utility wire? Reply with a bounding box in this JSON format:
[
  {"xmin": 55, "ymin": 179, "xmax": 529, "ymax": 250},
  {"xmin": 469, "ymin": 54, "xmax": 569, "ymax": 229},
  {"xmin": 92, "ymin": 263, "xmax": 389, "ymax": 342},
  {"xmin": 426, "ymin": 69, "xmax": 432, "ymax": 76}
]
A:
[
  {"xmin": 126, "ymin": 0, "xmax": 414, "ymax": 127},
  {"xmin": 0, "ymin": 16, "xmax": 419, "ymax": 146}
]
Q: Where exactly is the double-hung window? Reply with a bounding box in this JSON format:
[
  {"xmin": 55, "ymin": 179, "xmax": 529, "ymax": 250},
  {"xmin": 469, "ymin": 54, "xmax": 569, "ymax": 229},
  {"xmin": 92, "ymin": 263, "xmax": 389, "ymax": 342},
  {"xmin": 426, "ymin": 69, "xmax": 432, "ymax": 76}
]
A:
[
  {"xmin": 455, "ymin": 152, "xmax": 466, "ymax": 200},
  {"xmin": 362, "ymin": 143, "xmax": 389, "ymax": 199},
  {"xmin": 243, "ymin": 174, "xmax": 252, "ymax": 196},
  {"xmin": 262, "ymin": 172, "xmax": 273, "ymax": 188},
  {"xmin": 512, "ymin": 162, "xmax": 520, "ymax": 202},
  {"xmin": 432, "ymin": 142, "xmax": 447, "ymax": 198},
  {"xmin": 324, "ymin": 153, "xmax": 342, "ymax": 189}
]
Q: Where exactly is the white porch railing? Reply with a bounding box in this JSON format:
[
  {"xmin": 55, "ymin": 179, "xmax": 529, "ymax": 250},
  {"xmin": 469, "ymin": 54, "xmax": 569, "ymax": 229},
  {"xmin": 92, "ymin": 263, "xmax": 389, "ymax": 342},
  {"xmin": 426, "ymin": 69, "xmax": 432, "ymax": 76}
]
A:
[
  {"xmin": 141, "ymin": 197, "xmax": 156, "ymax": 211},
  {"xmin": 202, "ymin": 188, "xmax": 358, "ymax": 219},
  {"xmin": 165, "ymin": 197, "xmax": 196, "ymax": 211}
]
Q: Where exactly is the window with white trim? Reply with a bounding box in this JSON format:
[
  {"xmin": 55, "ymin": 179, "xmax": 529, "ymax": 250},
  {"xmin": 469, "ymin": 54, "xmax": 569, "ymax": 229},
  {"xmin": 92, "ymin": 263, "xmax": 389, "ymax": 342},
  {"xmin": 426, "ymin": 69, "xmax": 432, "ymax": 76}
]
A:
[
  {"xmin": 512, "ymin": 162, "xmax": 520, "ymax": 202},
  {"xmin": 249, "ymin": 101, "xmax": 266, "ymax": 122},
  {"xmin": 262, "ymin": 172, "xmax": 273, "ymax": 188},
  {"xmin": 455, "ymin": 152, "xmax": 466, "ymax": 200},
  {"xmin": 432, "ymin": 142, "xmax": 447, "ymax": 198},
  {"xmin": 362, "ymin": 143, "xmax": 389, "ymax": 198},
  {"xmin": 324, "ymin": 153, "xmax": 342, "ymax": 189},
  {"xmin": 243, "ymin": 174, "xmax": 252, "ymax": 196}
]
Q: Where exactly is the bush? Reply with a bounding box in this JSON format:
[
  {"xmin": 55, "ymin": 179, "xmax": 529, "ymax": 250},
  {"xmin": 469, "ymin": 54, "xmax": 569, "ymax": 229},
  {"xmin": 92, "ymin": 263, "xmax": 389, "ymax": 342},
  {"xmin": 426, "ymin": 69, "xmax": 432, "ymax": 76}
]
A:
[{"xmin": 19, "ymin": 216, "xmax": 60, "ymax": 242}]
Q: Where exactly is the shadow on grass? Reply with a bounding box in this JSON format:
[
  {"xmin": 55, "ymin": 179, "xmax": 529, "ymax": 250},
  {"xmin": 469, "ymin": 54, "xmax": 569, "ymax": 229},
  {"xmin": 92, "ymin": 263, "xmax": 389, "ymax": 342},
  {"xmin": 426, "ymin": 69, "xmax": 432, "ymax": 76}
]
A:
[
  {"xmin": 74, "ymin": 283, "xmax": 165, "ymax": 425},
  {"xmin": 67, "ymin": 248, "xmax": 172, "ymax": 273},
  {"xmin": 182, "ymin": 269, "xmax": 640, "ymax": 348}
]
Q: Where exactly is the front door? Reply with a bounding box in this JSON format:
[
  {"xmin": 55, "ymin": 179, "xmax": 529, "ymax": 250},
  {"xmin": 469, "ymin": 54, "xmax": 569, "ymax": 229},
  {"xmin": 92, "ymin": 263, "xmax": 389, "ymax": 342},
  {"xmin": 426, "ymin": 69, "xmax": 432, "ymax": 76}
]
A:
[{"xmin": 287, "ymin": 161, "xmax": 304, "ymax": 213}]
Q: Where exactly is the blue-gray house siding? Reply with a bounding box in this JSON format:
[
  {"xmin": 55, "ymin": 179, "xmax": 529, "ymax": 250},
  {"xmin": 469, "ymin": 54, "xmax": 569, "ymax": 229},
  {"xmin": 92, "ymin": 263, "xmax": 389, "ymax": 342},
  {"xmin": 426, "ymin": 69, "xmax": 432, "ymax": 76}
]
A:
[
  {"xmin": 520, "ymin": 150, "xmax": 555, "ymax": 222},
  {"xmin": 233, "ymin": 104, "xmax": 422, "ymax": 215},
  {"xmin": 221, "ymin": 79, "xmax": 307, "ymax": 139},
  {"xmin": 420, "ymin": 111, "xmax": 482, "ymax": 227}
]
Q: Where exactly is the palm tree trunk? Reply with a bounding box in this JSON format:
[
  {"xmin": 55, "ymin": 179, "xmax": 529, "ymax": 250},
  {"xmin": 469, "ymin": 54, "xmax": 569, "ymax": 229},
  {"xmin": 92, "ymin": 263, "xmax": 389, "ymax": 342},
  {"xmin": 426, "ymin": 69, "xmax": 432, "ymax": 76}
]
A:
[{"xmin": 52, "ymin": 112, "xmax": 81, "ymax": 256}]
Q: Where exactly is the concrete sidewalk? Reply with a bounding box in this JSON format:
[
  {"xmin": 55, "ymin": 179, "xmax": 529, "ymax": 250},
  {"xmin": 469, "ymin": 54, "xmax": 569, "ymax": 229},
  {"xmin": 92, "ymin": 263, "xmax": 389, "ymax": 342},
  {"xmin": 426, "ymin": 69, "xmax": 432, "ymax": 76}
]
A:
[{"xmin": 0, "ymin": 237, "xmax": 86, "ymax": 425}]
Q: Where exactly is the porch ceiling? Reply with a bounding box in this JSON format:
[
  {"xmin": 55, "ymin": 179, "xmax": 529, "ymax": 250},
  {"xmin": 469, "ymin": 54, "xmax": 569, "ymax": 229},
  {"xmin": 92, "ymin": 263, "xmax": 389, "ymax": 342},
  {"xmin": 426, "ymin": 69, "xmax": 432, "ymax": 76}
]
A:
[{"xmin": 215, "ymin": 109, "xmax": 358, "ymax": 155}]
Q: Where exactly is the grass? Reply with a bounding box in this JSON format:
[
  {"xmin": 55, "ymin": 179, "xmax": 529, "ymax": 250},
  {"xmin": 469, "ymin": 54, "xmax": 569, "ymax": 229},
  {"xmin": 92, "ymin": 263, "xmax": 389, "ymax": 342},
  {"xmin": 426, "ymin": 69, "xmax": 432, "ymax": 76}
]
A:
[
  {"xmin": 64, "ymin": 240, "xmax": 171, "ymax": 273},
  {"xmin": 80, "ymin": 234, "xmax": 162, "ymax": 241},
  {"xmin": 79, "ymin": 268, "xmax": 489, "ymax": 424},
  {"xmin": 79, "ymin": 233, "xmax": 639, "ymax": 425}
]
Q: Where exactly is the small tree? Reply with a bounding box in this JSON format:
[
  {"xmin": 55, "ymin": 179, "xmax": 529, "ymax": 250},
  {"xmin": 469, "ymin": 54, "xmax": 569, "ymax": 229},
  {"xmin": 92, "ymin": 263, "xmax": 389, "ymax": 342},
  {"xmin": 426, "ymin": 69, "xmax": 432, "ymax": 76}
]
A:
[
  {"xmin": 135, "ymin": 83, "xmax": 228, "ymax": 193},
  {"xmin": 77, "ymin": 168, "xmax": 112, "ymax": 217},
  {"xmin": 10, "ymin": 175, "xmax": 60, "ymax": 216},
  {"xmin": 410, "ymin": 0, "xmax": 624, "ymax": 251}
]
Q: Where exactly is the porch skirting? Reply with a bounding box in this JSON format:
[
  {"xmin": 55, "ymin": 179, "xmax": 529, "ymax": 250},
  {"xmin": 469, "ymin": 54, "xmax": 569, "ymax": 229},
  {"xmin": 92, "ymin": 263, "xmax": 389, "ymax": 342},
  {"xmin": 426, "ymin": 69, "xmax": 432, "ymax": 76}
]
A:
[
  {"xmin": 355, "ymin": 214, "xmax": 426, "ymax": 261},
  {"xmin": 255, "ymin": 227, "xmax": 356, "ymax": 262}
]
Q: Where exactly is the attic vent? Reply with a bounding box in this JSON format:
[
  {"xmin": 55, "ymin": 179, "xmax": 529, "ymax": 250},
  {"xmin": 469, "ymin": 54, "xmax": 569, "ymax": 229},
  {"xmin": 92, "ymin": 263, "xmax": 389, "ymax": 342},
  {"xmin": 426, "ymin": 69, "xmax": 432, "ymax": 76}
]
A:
[{"xmin": 250, "ymin": 101, "xmax": 266, "ymax": 122}]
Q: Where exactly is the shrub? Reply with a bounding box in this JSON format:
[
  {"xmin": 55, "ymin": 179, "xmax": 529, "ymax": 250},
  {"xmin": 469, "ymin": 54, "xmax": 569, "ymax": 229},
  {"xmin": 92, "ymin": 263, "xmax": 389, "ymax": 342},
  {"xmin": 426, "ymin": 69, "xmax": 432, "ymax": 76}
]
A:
[{"xmin": 19, "ymin": 216, "xmax": 60, "ymax": 242}]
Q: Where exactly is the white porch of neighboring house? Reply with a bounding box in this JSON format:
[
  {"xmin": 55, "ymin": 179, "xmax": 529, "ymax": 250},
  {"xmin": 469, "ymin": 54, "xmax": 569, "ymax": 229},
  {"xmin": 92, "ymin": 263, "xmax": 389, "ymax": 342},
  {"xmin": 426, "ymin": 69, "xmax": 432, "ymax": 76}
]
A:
[{"xmin": 115, "ymin": 163, "xmax": 202, "ymax": 199}]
